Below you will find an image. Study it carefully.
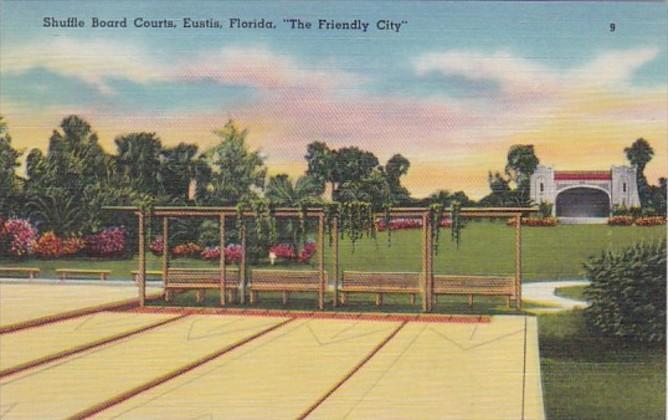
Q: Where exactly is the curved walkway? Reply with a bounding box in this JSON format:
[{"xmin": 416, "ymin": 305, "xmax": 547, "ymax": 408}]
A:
[{"xmin": 523, "ymin": 280, "xmax": 590, "ymax": 313}]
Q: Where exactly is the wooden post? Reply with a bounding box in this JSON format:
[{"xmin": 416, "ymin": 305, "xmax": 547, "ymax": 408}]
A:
[
  {"xmin": 426, "ymin": 213, "xmax": 434, "ymax": 312},
  {"xmin": 240, "ymin": 222, "xmax": 247, "ymax": 304},
  {"xmin": 137, "ymin": 211, "xmax": 146, "ymax": 306},
  {"xmin": 515, "ymin": 213, "xmax": 522, "ymax": 310},
  {"xmin": 162, "ymin": 217, "xmax": 169, "ymax": 301},
  {"xmin": 318, "ymin": 213, "xmax": 325, "ymax": 310},
  {"xmin": 421, "ymin": 213, "xmax": 429, "ymax": 312},
  {"xmin": 332, "ymin": 216, "xmax": 339, "ymax": 308},
  {"xmin": 219, "ymin": 214, "xmax": 226, "ymax": 306}
]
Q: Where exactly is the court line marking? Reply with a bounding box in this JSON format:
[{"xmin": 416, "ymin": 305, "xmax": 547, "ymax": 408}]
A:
[
  {"xmin": 0, "ymin": 313, "xmax": 189, "ymax": 379},
  {"xmin": 66, "ymin": 317, "xmax": 295, "ymax": 420},
  {"xmin": 297, "ymin": 320, "xmax": 408, "ymax": 420}
]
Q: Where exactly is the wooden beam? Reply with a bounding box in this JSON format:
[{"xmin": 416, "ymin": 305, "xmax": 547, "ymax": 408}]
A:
[
  {"xmin": 318, "ymin": 213, "xmax": 326, "ymax": 310},
  {"xmin": 332, "ymin": 216, "xmax": 339, "ymax": 308},
  {"xmin": 426, "ymin": 212, "xmax": 434, "ymax": 313},
  {"xmin": 219, "ymin": 214, "xmax": 226, "ymax": 306},
  {"xmin": 515, "ymin": 214, "xmax": 522, "ymax": 310},
  {"xmin": 137, "ymin": 212, "xmax": 146, "ymax": 306}
]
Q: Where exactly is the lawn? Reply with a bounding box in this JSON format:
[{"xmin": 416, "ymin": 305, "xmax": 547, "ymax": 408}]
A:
[
  {"xmin": 1, "ymin": 222, "xmax": 664, "ymax": 281},
  {"xmin": 539, "ymin": 310, "xmax": 666, "ymax": 420},
  {"xmin": 554, "ymin": 285, "xmax": 587, "ymax": 301}
]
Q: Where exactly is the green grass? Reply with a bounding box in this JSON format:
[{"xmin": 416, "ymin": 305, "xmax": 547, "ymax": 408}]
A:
[
  {"xmin": 554, "ymin": 285, "xmax": 587, "ymax": 301},
  {"xmin": 539, "ymin": 310, "xmax": 666, "ymax": 419},
  {"xmin": 1, "ymin": 222, "xmax": 664, "ymax": 281}
]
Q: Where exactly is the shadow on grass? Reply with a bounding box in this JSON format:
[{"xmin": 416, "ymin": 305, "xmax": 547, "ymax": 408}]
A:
[{"xmin": 147, "ymin": 289, "xmax": 549, "ymax": 316}]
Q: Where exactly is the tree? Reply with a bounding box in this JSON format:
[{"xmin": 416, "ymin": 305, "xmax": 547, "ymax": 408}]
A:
[
  {"xmin": 478, "ymin": 171, "xmax": 513, "ymax": 206},
  {"xmin": 624, "ymin": 138, "xmax": 654, "ymax": 208},
  {"xmin": 305, "ymin": 141, "xmax": 334, "ymax": 193},
  {"xmin": 385, "ymin": 154, "xmax": 412, "ymax": 205},
  {"xmin": 160, "ymin": 143, "xmax": 210, "ymax": 203},
  {"xmin": 114, "ymin": 132, "xmax": 163, "ymax": 195},
  {"xmin": 505, "ymin": 145, "xmax": 539, "ymax": 202},
  {"xmin": 333, "ymin": 147, "xmax": 379, "ymax": 184},
  {"xmin": 265, "ymin": 174, "xmax": 324, "ymax": 207},
  {"xmin": 204, "ymin": 120, "xmax": 266, "ymax": 204},
  {"xmin": 24, "ymin": 115, "xmax": 113, "ymax": 234},
  {"xmin": 0, "ymin": 116, "xmax": 22, "ymax": 216}
]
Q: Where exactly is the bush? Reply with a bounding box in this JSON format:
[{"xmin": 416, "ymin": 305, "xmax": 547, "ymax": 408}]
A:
[
  {"xmin": 85, "ymin": 227, "xmax": 127, "ymax": 257},
  {"xmin": 34, "ymin": 232, "xmax": 64, "ymax": 258},
  {"xmin": 149, "ymin": 236, "xmax": 165, "ymax": 256},
  {"xmin": 584, "ymin": 240, "xmax": 666, "ymax": 342},
  {"xmin": 0, "ymin": 218, "xmax": 37, "ymax": 257},
  {"xmin": 607, "ymin": 215, "xmax": 634, "ymax": 226},
  {"xmin": 635, "ymin": 216, "xmax": 666, "ymax": 226},
  {"xmin": 200, "ymin": 244, "xmax": 242, "ymax": 264}
]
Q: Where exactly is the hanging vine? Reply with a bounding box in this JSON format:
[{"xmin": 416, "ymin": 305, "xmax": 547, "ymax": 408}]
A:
[
  {"xmin": 450, "ymin": 200, "xmax": 463, "ymax": 248},
  {"xmin": 382, "ymin": 202, "xmax": 393, "ymax": 247},
  {"xmin": 236, "ymin": 198, "xmax": 277, "ymax": 246},
  {"xmin": 323, "ymin": 202, "xmax": 340, "ymax": 246},
  {"xmin": 339, "ymin": 201, "xmax": 375, "ymax": 252},
  {"xmin": 428, "ymin": 203, "xmax": 445, "ymax": 255}
]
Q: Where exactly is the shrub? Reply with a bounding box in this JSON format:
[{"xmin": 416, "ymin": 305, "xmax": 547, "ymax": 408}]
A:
[
  {"xmin": 607, "ymin": 215, "xmax": 634, "ymax": 226},
  {"xmin": 584, "ymin": 240, "xmax": 666, "ymax": 342},
  {"xmin": 635, "ymin": 216, "xmax": 666, "ymax": 226},
  {"xmin": 62, "ymin": 236, "xmax": 86, "ymax": 256},
  {"xmin": 224, "ymin": 244, "xmax": 242, "ymax": 263},
  {"xmin": 538, "ymin": 201, "xmax": 553, "ymax": 218},
  {"xmin": 201, "ymin": 246, "xmax": 221, "ymax": 261},
  {"xmin": 1, "ymin": 218, "xmax": 37, "ymax": 257},
  {"xmin": 85, "ymin": 227, "xmax": 127, "ymax": 257}
]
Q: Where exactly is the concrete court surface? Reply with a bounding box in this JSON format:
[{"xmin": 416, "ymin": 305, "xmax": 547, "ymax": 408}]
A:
[
  {"xmin": 0, "ymin": 314, "xmax": 288, "ymax": 419},
  {"xmin": 98, "ymin": 315, "xmax": 544, "ymax": 420},
  {"xmin": 0, "ymin": 282, "xmax": 161, "ymax": 328}
]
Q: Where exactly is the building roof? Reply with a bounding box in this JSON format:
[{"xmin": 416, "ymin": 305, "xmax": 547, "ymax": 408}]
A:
[{"xmin": 554, "ymin": 171, "xmax": 611, "ymax": 181}]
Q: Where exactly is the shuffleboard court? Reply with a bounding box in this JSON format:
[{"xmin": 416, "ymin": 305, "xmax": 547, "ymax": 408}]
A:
[
  {"xmin": 97, "ymin": 318, "xmax": 403, "ymax": 419},
  {"xmin": 0, "ymin": 283, "xmax": 162, "ymax": 329},
  {"xmin": 0, "ymin": 311, "xmax": 179, "ymax": 375},
  {"xmin": 0, "ymin": 314, "xmax": 288, "ymax": 419},
  {"xmin": 309, "ymin": 316, "xmax": 544, "ymax": 419}
]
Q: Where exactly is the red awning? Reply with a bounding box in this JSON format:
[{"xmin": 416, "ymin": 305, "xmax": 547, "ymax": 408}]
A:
[{"xmin": 554, "ymin": 171, "xmax": 611, "ymax": 181}]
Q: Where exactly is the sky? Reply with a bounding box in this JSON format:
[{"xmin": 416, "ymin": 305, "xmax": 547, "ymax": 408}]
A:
[{"xmin": 1, "ymin": 0, "xmax": 666, "ymax": 198}]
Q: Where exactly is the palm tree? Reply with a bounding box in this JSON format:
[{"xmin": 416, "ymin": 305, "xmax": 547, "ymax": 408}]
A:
[{"xmin": 625, "ymin": 138, "xmax": 654, "ymax": 207}]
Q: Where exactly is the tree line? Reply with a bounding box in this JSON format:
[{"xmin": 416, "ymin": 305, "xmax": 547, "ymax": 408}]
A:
[{"xmin": 0, "ymin": 114, "xmax": 665, "ymax": 240}]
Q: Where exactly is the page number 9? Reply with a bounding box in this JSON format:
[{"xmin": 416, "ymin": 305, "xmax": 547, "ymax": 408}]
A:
[{"xmin": 610, "ymin": 23, "xmax": 616, "ymax": 32}]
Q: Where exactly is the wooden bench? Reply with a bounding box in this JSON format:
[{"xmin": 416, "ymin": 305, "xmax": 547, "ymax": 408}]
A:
[
  {"xmin": 0, "ymin": 267, "xmax": 40, "ymax": 279},
  {"xmin": 56, "ymin": 269, "xmax": 111, "ymax": 281},
  {"xmin": 131, "ymin": 270, "xmax": 163, "ymax": 283},
  {"xmin": 248, "ymin": 269, "xmax": 323, "ymax": 305},
  {"xmin": 340, "ymin": 271, "xmax": 421, "ymax": 306},
  {"xmin": 164, "ymin": 267, "xmax": 241, "ymax": 303},
  {"xmin": 432, "ymin": 275, "xmax": 516, "ymax": 307}
]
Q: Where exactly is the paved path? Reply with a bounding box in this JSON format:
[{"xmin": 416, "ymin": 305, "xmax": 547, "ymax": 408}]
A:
[{"xmin": 523, "ymin": 280, "xmax": 590, "ymax": 313}]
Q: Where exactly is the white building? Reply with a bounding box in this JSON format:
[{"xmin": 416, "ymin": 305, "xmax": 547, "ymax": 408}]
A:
[{"xmin": 530, "ymin": 165, "xmax": 640, "ymax": 223}]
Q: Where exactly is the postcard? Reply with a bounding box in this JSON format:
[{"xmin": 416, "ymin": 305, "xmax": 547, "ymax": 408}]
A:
[{"xmin": 0, "ymin": 1, "xmax": 666, "ymax": 419}]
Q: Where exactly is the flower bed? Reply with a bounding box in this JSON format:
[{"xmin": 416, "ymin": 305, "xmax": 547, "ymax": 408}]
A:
[
  {"xmin": 507, "ymin": 217, "xmax": 558, "ymax": 227},
  {"xmin": 268, "ymin": 240, "xmax": 316, "ymax": 264},
  {"xmin": 201, "ymin": 244, "xmax": 243, "ymax": 264},
  {"xmin": 376, "ymin": 217, "xmax": 452, "ymax": 231},
  {"xmin": 172, "ymin": 242, "xmax": 202, "ymax": 258},
  {"xmin": 0, "ymin": 218, "xmax": 37, "ymax": 257},
  {"xmin": 635, "ymin": 216, "xmax": 666, "ymax": 226},
  {"xmin": 607, "ymin": 216, "xmax": 634, "ymax": 226},
  {"xmin": 149, "ymin": 236, "xmax": 165, "ymax": 256},
  {"xmin": 85, "ymin": 227, "xmax": 127, "ymax": 257}
]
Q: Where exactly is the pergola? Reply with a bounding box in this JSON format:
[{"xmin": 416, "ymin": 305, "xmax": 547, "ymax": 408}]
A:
[{"xmin": 106, "ymin": 206, "xmax": 534, "ymax": 312}]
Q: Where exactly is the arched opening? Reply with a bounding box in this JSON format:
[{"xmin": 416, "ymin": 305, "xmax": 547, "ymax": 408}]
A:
[{"xmin": 556, "ymin": 188, "xmax": 610, "ymax": 217}]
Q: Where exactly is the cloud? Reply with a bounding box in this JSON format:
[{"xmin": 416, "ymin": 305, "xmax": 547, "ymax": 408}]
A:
[
  {"xmin": 1, "ymin": 38, "xmax": 170, "ymax": 95},
  {"xmin": 1, "ymin": 38, "xmax": 361, "ymax": 95}
]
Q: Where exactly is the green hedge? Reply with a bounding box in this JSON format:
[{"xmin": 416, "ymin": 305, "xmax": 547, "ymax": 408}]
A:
[{"xmin": 584, "ymin": 240, "xmax": 666, "ymax": 342}]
